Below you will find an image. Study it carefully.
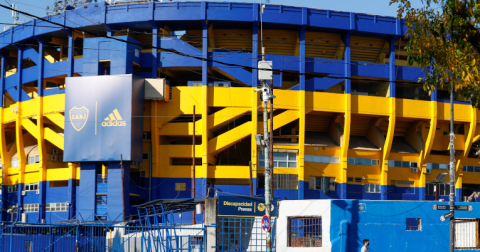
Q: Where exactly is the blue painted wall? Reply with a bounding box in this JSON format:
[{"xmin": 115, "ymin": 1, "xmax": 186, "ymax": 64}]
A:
[{"xmin": 330, "ymin": 200, "xmax": 480, "ymax": 252}]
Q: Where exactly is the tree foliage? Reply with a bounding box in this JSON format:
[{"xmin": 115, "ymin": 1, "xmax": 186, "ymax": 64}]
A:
[{"xmin": 390, "ymin": 0, "xmax": 480, "ymax": 106}]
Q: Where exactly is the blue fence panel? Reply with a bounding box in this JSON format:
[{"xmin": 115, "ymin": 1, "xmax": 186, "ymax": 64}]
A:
[
  {"xmin": 217, "ymin": 217, "xmax": 276, "ymax": 252},
  {"xmin": 0, "ymin": 222, "xmax": 205, "ymax": 252}
]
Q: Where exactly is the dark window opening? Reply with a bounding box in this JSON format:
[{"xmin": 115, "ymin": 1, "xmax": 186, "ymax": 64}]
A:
[
  {"xmin": 406, "ymin": 218, "xmax": 421, "ymax": 231},
  {"xmin": 288, "ymin": 217, "xmax": 322, "ymax": 247},
  {"xmin": 99, "ymin": 61, "xmax": 110, "ymax": 75},
  {"xmin": 351, "ymin": 79, "xmax": 389, "ymax": 97},
  {"xmin": 171, "ymin": 158, "xmax": 202, "ymax": 166},
  {"xmin": 395, "ymin": 82, "xmax": 430, "ymax": 101}
]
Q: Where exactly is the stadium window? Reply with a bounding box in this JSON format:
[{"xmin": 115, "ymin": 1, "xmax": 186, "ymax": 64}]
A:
[
  {"xmin": 426, "ymin": 182, "xmax": 450, "ymax": 196},
  {"xmin": 388, "ymin": 160, "xmax": 418, "ymax": 168},
  {"xmin": 304, "ymin": 155, "xmax": 340, "ymax": 164},
  {"xmin": 355, "ymin": 177, "xmax": 362, "ymax": 183},
  {"xmin": 24, "ymin": 183, "xmax": 39, "ymax": 191},
  {"xmin": 46, "ymin": 203, "xmax": 68, "ymax": 212},
  {"xmin": 23, "ymin": 203, "xmax": 39, "ymax": 213},
  {"xmin": 273, "ymin": 174, "xmax": 298, "ymax": 190},
  {"xmin": 347, "ymin": 157, "xmax": 380, "ymax": 166},
  {"xmin": 259, "ymin": 151, "xmax": 297, "ymax": 168},
  {"xmin": 8, "ymin": 185, "xmax": 18, "ymax": 193},
  {"xmin": 364, "ymin": 183, "xmax": 380, "ymax": 193},
  {"xmin": 27, "ymin": 155, "xmax": 40, "ymax": 164},
  {"xmin": 143, "ymin": 152, "xmax": 149, "ymax": 160},
  {"xmin": 406, "ymin": 218, "xmax": 421, "ymax": 231},
  {"xmin": 347, "ymin": 177, "xmax": 353, "ymax": 182},
  {"xmin": 396, "ymin": 181, "xmax": 414, "ymax": 186},
  {"xmin": 288, "ymin": 217, "xmax": 322, "ymax": 247}
]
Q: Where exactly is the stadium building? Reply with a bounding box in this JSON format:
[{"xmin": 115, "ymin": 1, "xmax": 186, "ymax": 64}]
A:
[{"xmin": 0, "ymin": 0, "xmax": 478, "ymax": 223}]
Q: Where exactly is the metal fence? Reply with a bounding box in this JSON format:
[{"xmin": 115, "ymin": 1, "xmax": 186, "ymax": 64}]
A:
[
  {"xmin": 217, "ymin": 217, "xmax": 276, "ymax": 252},
  {"xmin": 0, "ymin": 222, "xmax": 205, "ymax": 252}
]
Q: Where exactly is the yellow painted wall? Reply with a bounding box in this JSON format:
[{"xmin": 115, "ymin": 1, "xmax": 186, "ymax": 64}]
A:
[{"xmin": 3, "ymin": 87, "xmax": 480, "ymax": 195}]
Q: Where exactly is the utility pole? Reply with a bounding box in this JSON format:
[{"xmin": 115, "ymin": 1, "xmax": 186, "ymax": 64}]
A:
[
  {"xmin": 261, "ymin": 48, "xmax": 273, "ymax": 252},
  {"xmin": 448, "ymin": 82, "xmax": 455, "ymax": 252},
  {"xmin": 256, "ymin": 1, "xmax": 274, "ymax": 251}
]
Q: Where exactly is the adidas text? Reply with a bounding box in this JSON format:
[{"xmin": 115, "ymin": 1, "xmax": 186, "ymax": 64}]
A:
[{"xmin": 102, "ymin": 121, "xmax": 127, "ymax": 127}]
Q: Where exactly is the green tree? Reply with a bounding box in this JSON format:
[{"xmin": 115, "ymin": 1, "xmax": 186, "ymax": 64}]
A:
[{"xmin": 390, "ymin": 0, "xmax": 480, "ymax": 106}]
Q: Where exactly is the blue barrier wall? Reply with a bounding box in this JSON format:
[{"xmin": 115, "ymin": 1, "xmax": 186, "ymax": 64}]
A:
[{"xmin": 330, "ymin": 200, "xmax": 480, "ymax": 252}]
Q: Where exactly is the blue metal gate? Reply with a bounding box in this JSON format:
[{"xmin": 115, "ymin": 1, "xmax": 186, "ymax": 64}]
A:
[
  {"xmin": 216, "ymin": 217, "xmax": 276, "ymax": 252},
  {"xmin": 0, "ymin": 222, "xmax": 205, "ymax": 252}
]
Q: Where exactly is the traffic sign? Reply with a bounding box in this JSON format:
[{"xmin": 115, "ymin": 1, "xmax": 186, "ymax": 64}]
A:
[
  {"xmin": 262, "ymin": 215, "xmax": 270, "ymax": 232},
  {"xmin": 432, "ymin": 204, "xmax": 449, "ymax": 210},
  {"xmin": 440, "ymin": 212, "xmax": 454, "ymax": 221},
  {"xmin": 432, "ymin": 204, "xmax": 473, "ymax": 211},
  {"xmin": 455, "ymin": 205, "xmax": 473, "ymax": 211}
]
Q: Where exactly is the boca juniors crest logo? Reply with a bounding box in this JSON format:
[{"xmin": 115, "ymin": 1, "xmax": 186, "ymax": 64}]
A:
[{"xmin": 69, "ymin": 106, "xmax": 89, "ymax": 131}]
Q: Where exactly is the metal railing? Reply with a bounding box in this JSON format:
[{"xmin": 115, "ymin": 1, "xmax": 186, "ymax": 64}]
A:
[{"xmin": 0, "ymin": 221, "xmax": 205, "ymax": 252}]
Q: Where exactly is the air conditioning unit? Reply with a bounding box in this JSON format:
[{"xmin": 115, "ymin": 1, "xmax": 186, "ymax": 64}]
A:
[
  {"xmin": 36, "ymin": 189, "xmax": 39, "ymax": 195},
  {"xmin": 52, "ymin": 149, "xmax": 58, "ymax": 154},
  {"xmin": 412, "ymin": 167, "xmax": 419, "ymax": 173},
  {"xmin": 308, "ymin": 176, "xmax": 316, "ymax": 190},
  {"xmin": 329, "ymin": 177, "xmax": 336, "ymax": 191},
  {"xmin": 426, "ymin": 169, "xmax": 432, "ymax": 175},
  {"xmin": 21, "ymin": 191, "xmax": 26, "ymax": 196}
]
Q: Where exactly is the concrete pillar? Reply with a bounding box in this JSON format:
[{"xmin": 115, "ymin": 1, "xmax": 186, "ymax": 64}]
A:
[
  {"xmin": 77, "ymin": 162, "xmax": 101, "ymax": 221},
  {"xmin": 205, "ymin": 198, "xmax": 217, "ymax": 252},
  {"xmin": 107, "ymin": 161, "xmax": 130, "ymax": 222}
]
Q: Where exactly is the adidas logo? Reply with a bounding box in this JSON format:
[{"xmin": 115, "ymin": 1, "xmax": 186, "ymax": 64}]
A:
[{"xmin": 102, "ymin": 109, "xmax": 127, "ymax": 127}]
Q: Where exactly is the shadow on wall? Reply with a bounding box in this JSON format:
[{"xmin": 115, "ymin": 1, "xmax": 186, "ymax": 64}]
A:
[
  {"xmin": 331, "ymin": 200, "xmax": 451, "ymax": 252},
  {"xmin": 330, "ymin": 200, "xmax": 360, "ymax": 252}
]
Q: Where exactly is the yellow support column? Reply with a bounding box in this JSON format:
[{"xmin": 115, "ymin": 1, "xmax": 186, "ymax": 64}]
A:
[
  {"xmin": 381, "ymin": 97, "xmax": 395, "ymax": 200},
  {"xmin": 340, "ymin": 93, "xmax": 351, "ymax": 199},
  {"xmin": 455, "ymin": 106, "xmax": 476, "ymax": 201},
  {"xmin": 419, "ymin": 97, "xmax": 437, "ymax": 200},
  {"xmin": 0, "ymin": 107, "xmax": 8, "ymax": 184},
  {"xmin": 340, "ymin": 32, "xmax": 352, "ymax": 199},
  {"xmin": 37, "ymin": 97, "xmax": 47, "ymax": 179},
  {"xmin": 298, "ymin": 90, "xmax": 305, "ymax": 199},
  {"xmin": 15, "ymin": 103, "xmax": 26, "ymax": 200}
]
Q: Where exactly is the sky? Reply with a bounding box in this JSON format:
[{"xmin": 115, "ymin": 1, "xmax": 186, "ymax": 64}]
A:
[{"xmin": 0, "ymin": 0, "xmax": 427, "ymax": 31}]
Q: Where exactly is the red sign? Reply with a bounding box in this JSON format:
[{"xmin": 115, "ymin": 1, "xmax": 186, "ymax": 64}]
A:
[{"xmin": 262, "ymin": 215, "xmax": 270, "ymax": 232}]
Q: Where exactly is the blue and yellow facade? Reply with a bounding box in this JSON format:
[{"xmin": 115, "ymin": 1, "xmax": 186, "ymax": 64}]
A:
[{"xmin": 0, "ymin": 1, "xmax": 479, "ymax": 223}]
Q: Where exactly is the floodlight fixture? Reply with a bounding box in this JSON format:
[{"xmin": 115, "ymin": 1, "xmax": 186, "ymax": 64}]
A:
[{"xmin": 434, "ymin": 173, "xmax": 448, "ymax": 183}]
